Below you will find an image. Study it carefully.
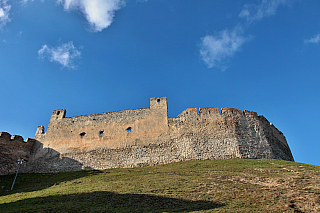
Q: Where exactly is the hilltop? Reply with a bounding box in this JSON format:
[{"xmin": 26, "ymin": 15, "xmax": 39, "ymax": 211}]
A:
[{"xmin": 0, "ymin": 159, "xmax": 319, "ymax": 212}]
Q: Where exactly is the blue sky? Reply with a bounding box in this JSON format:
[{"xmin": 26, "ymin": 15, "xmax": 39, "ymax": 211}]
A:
[{"xmin": 0, "ymin": 0, "xmax": 319, "ymax": 166}]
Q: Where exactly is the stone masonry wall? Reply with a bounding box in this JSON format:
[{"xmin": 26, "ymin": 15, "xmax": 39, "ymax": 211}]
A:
[
  {"xmin": 35, "ymin": 97, "xmax": 168, "ymax": 154},
  {"xmin": 0, "ymin": 132, "xmax": 35, "ymax": 175},
  {"xmin": 21, "ymin": 97, "xmax": 294, "ymax": 174}
]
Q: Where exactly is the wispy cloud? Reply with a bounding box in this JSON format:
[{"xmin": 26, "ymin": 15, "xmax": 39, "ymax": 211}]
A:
[
  {"xmin": 38, "ymin": 41, "xmax": 81, "ymax": 70},
  {"xmin": 239, "ymin": 0, "xmax": 292, "ymax": 23},
  {"xmin": 57, "ymin": 0, "xmax": 125, "ymax": 32},
  {"xmin": 200, "ymin": 0, "xmax": 294, "ymax": 70},
  {"xmin": 200, "ymin": 26, "xmax": 248, "ymax": 70},
  {"xmin": 20, "ymin": 0, "xmax": 34, "ymax": 3},
  {"xmin": 305, "ymin": 33, "xmax": 320, "ymax": 44},
  {"xmin": 0, "ymin": 0, "xmax": 11, "ymax": 29}
]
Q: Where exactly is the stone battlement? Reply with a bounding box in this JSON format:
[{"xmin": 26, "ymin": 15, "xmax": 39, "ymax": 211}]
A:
[{"xmin": 0, "ymin": 132, "xmax": 36, "ymax": 175}]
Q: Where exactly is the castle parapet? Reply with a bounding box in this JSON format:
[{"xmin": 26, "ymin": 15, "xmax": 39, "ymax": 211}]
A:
[
  {"xmin": 0, "ymin": 132, "xmax": 35, "ymax": 147},
  {"xmin": 0, "ymin": 132, "xmax": 36, "ymax": 175},
  {"xmin": 221, "ymin": 107, "xmax": 242, "ymax": 115},
  {"xmin": 243, "ymin": 110, "xmax": 258, "ymax": 118},
  {"xmin": 0, "ymin": 132, "xmax": 11, "ymax": 140},
  {"xmin": 12, "ymin": 135, "xmax": 25, "ymax": 143},
  {"xmin": 0, "ymin": 132, "xmax": 31, "ymax": 143},
  {"xmin": 199, "ymin": 107, "xmax": 220, "ymax": 115}
]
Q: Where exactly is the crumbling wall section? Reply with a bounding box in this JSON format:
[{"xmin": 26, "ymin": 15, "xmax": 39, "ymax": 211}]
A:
[
  {"xmin": 0, "ymin": 132, "xmax": 35, "ymax": 175},
  {"xmin": 168, "ymin": 106, "xmax": 293, "ymax": 161}
]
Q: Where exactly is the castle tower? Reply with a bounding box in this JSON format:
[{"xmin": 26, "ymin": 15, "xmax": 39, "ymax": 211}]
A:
[{"xmin": 150, "ymin": 97, "xmax": 168, "ymax": 132}]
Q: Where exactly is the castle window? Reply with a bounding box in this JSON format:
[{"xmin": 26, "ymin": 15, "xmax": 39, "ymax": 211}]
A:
[
  {"xmin": 80, "ymin": 132, "xmax": 86, "ymax": 137},
  {"xmin": 157, "ymin": 99, "xmax": 160, "ymax": 103},
  {"xmin": 57, "ymin": 111, "xmax": 60, "ymax": 115},
  {"xmin": 99, "ymin": 131, "xmax": 104, "ymax": 136},
  {"xmin": 126, "ymin": 127, "xmax": 132, "ymax": 132}
]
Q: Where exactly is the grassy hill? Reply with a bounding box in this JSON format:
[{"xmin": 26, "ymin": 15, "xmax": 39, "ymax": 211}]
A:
[{"xmin": 0, "ymin": 159, "xmax": 319, "ymax": 212}]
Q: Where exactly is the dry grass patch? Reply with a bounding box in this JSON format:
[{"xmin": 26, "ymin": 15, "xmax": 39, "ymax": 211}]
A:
[{"xmin": 0, "ymin": 159, "xmax": 319, "ymax": 212}]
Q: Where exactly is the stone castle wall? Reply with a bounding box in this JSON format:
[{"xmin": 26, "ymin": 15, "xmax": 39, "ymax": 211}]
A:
[
  {"xmin": 35, "ymin": 97, "xmax": 168, "ymax": 154},
  {"xmin": 0, "ymin": 97, "xmax": 294, "ymax": 175},
  {"xmin": 0, "ymin": 132, "xmax": 35, "ymax": 175}
]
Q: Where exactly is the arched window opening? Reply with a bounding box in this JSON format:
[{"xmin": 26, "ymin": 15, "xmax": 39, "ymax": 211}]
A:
[
  {"xmin": 99, "ymin": 131, "xmax": 104, "ymax": 136},
  {"xmin": 80, "ymin": 132, "xmax": 86, "ymax": 137},
  {"xmin": 126, "ymin": 127, "xmax": 132, "ymax": 132},
  {"xmin": 157, "ymin": 99, "xmax": 160, "ymax": 103}
]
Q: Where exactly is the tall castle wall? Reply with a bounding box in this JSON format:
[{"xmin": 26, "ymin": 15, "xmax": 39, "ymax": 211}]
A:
[
  {"xmin": 22, "ymin": 97, "xmax": 294, "ymax": 173},
  {"xmin": 0, "ymin": 97, "xmax": 294, "ymax": 175},
  {"xmin": 35, "ymin": 97, "xmax": 168, "ymax": 154}
]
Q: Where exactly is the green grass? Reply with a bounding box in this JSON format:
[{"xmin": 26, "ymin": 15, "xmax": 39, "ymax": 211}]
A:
[{"xmin": 0, "ymin": 159, "xmax": 319, "ymax": 212}]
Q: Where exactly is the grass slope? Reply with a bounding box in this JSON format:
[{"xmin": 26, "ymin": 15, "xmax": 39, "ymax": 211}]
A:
[{"xmin": 0, "ymin": 159, "xmax": 319, "ymax": 212}]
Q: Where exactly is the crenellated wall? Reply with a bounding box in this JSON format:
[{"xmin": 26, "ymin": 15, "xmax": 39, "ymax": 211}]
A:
[
  {"xmin": 0, "ymin": 97, "xmax": 294, "ymax": 175},
  {"xmin": 21, "ymin": 97, "xmax": 294, "ymax": 173},
  {"xmin": 0, "ymin": 132, "xmax": 35, "ymax": 175}
]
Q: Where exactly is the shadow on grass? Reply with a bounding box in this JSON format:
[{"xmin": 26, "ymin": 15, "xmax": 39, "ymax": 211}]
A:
[
  {"xmin": 0, "ymin": 191, "xmax": 224, "ymax": 212},
  {"xmin": 0, "ymin": 170, "xmax": 103, "ymax": 196}
]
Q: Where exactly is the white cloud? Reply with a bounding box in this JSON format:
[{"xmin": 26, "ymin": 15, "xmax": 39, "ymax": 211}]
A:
[
  {"xmin": 199, "ymin": 0, "xmax": 295, "ymax": 70},
  {"xmin": 57, "ymin": 0, "xmax": 125, "ymax": 32},
  {"xmin": 0, "ymin": 0, "xmax": 11, "ymax": 29},
  {"xmin": 21, "ymin": 0, "xmax": 45, "ymax": 3},
  {"xmin": 38, "ymin": 41, "xmax": 81, "ymax": 69},
  {"xmin": 20, "ymin": 0, "xmax": 34, "ymax": 3},
  {"xmin": 305, "ymin": 33, "xmax": 320, "ymax": 44},
  {"xmin": 239, "ymin": 0, "xmax": 292, "ymax": 23},
  {"xmin": 200, "ymin": 27, "xmax": 248, "ymax": 69},
  {"xmin": 20, "ymin": 0, "xmax": 44, "ymax": 6}
]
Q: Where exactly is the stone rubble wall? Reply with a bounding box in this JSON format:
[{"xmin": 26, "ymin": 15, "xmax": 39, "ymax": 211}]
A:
[{"xmin": 0, "ymin": 132, "xmax": 35, "ymax": 175}]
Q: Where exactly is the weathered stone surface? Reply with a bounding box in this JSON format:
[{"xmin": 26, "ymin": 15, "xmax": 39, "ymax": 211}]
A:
[
  {"xmin": 0, "ymin": 97, "xmax": 294, "ymax": 175},
  {"xmin": 23, "ymin": 97, "xmax": 294, "ymax": 173},
  {"xmin": 0, "ymin": 132, "xmax": 35, "ymax": 175}
]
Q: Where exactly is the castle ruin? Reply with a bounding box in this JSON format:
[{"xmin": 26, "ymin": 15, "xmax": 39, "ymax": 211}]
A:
[
  {"xmin": 1, "ymin": 97, "xmax": 294, "ymax": 174},
  {"xmin": 0, "ymin": 132, "xmax": 35, "ymax": 175}
]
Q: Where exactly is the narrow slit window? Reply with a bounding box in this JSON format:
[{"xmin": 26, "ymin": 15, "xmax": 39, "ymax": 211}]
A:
[
  {"xmin": 126, "ymin": 127, "xmax": 132, "ymax": 132},
  {"xmin": 80, "ymin": 132, "xmax": 86, "ymax": 137}
]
